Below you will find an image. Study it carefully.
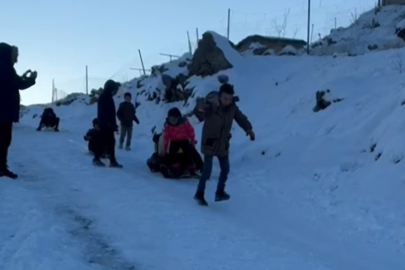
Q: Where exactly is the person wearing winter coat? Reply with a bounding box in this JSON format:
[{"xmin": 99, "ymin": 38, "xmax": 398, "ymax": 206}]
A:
[
  {"xmin": 0, "ymin": 43, "xmax": 37, "ymax": 179},
  {"xmin": 36, "ymin": 107, "xmax": 60, "ymax": 131},
  {"xmin": 84, "ymin": 118, "xmax": 105, "ymax": 157},
  {"xmin": 193, "ymin": 83, "xmax": 255, "ymax": 205},
  {"xmin": 162, "ymin": 107, "xmax": 204, "ymax": 174},
  {"xmin": 95, "ymin": 79, "xmax": 122, "ymax": 167},
  {"xmin": 116, "ymin": 92, "xmax": 139, "ymax": 150},
  {"xmin": 147, "ymin": 131, "xmax": 196, "ymax": 178}
]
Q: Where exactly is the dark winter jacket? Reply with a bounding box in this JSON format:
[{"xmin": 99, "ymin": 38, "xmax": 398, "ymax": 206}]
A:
[
  {"xmin": 0, "ymin": 43, "xmax": 36, "ymax": 122},
  {"xmin": 97, "ymin": 80, "xmax": 120, "ymax": 130},
  {"xmin": 41, "ymin": 108, "xmax": 56, "ymax": 120},
  {"xmin": 84, "ymin": 128, "xmax": 102, "ymax": 150},
  {"xmin": 116, "ymin": 101, "xmax": 139, "ymax": 126},
  {"xmin": 193, "ymin": 91, "xmax": 252, "ymax": 157}
]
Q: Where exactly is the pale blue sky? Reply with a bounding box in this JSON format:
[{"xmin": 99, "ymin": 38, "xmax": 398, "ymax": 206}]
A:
[{"xmin": 0, "ymin": 0, "xmax": 376, "ymax": 105}]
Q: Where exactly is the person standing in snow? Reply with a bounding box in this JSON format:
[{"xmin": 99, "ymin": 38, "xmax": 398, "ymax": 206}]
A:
[
  {"xmin": 193, "ymin": 83, "xmax": 255, "ymax": 205},
  {"xmin": 0, "ymin": 43, "xmax": 37, "ymax": 179},
  {"xmin": 95, "ymin": 79, "xmax": 123, "ymax": 168},
  {"xmin": 116, "ymin": 92, "xmax": 139, "ymax": 150}
]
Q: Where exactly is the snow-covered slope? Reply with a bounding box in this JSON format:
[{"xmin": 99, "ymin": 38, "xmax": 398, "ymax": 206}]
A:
[
  {"xmin": 13, "ymin": 30, "xmax": 405, "ymax": 268},
  {"xmin": 312, "ymin": 5, "xmax": 405, "ymax": 55}
]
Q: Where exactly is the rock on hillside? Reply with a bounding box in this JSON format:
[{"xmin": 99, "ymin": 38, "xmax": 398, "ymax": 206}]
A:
[
  {"xmin": 311, "ymin": 5, "xmax": 405, "ymax": 56},
  {"xmin": 188, "ymin": 31, "xmax": 242, "ymax": 77}
]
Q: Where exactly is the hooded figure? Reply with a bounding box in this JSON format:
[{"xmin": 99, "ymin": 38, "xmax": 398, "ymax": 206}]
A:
[
  {"xmin": 0, "ymin": 43, "xmax": 36, "ymax": 123},
  {"xmin": 0, "ymin": 42, "xmax": 37, "ymax": 179},
  {"xmin": 94, "ymin": 79, "xmax": 123, "ymax": 168},
  {"xmin": 97, "ymin": 79, "xmax": 120, "ymax": 129}
]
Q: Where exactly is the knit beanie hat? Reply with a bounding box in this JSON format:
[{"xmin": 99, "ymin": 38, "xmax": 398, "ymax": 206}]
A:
[{"xmin": 168, "ymin": 107, "xmax": 181, "ymax": 118}]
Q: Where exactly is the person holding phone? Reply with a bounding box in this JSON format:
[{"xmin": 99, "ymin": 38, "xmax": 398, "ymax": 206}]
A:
[{"xmin": 0, "ymin": 43, "xmax": 37, "ymax": 179}]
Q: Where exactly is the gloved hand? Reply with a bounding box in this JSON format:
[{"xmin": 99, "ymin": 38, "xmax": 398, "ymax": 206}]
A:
[{"xmin": 246, "ymin": 130, "xmax": 255, "ymax": 141}]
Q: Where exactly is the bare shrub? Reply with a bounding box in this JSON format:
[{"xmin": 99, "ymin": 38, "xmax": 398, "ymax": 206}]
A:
[
  {"xmin": 272, "ymin": 9, "xmax": 290, "ymax": 38},
  {"xmin": 389, "ymin": 53, "xmax": 403, "ymax": 73}
]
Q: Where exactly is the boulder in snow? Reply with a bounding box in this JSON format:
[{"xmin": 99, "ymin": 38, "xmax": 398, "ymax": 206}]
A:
[
  {"xmin": 188, "ymin": 31, "xmax": 240, "ymax": 77},
  {"xmin": 161, "ymin": 74, "xmax": 173, "ymax": 87}
]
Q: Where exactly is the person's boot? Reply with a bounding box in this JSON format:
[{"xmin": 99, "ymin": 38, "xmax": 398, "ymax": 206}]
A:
[
  {"xmin": 110, "ymin": 159, "xmax": 123, "ymax": 168},
  {"xmin": 215, "ymin": 190, "xmax": 230, "ymax": 202},
  {"xmin": 125, "ymin": 145, "xmax": 131, "ymax": 151},
  {"xmin": 36, "ymin": 127, "xmax": 41, "ymax": 131},
  {"xmin": 194, "ymin": 191, "xmax": 208, "ymax": 206},
  {"xmin": 92, "ymin": 158, "xmax": 106, "ymax": 167},
  {"xmin": 118, "ymin": 144, "xmax": 123, "ymax": 149},
  {"xmin": 0, "ymin": 166, "xmax": 18, "ymax": 179},
  {"xmin": 54, "ymin": 127, "xmax": 59, "ymax": 132}
]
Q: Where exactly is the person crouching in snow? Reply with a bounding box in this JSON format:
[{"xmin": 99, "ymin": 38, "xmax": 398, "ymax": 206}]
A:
[
  {"xmin": 116, "ymin": 92, "xmax": 140, "ymax": 150},
  {"xmin": 193, "ymin": 83, "xmax": 255, "ymax": 205},
  {"xmin": 84, "ymin": 118, "xmax": 105, "ymax": 157},
  {"xmin": 36, "ymin": 107, "xmax": 60, "ymax": 132},
  {"xmin": 161, "ymin": 107, "xmax": 204, "ymax": 177}
]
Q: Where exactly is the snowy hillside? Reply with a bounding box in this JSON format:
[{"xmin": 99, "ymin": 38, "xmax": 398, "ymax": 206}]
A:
[
  {"xmin": 312, "ymin": 5, "xmax": 405, "ymax": 56},
  {"xmin": 9, "ymin": 30, "xmax": 405, "ymax": 269}
]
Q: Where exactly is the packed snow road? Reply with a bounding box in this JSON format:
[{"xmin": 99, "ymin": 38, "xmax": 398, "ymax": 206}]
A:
[{"xmin": 0, "ymin": 124, "xmax": 403, "ymax": 270}]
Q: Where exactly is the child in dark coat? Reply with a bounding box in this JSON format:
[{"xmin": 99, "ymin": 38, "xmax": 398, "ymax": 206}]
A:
[{"xmin": 84, "ymin": 118, "xmax": 105, "ymax": 157}]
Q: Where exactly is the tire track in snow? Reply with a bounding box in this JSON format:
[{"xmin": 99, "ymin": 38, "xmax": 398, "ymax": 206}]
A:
[
  {"xmin": 56, "ymin": 205, "xmax": 136, "ymax": 270},
  {"xmin": 11, "ymin": 126, "xmax": 138, "ymax": 270}
]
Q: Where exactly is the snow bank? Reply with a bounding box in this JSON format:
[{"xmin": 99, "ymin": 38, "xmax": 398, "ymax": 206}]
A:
[{"xmin": 312, "ymin": 5, "xmax": 405, "ymax": 55}]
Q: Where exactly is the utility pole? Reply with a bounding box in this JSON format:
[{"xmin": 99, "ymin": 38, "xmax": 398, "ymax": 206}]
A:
[
  {"xmin": 85, "ymin": 65, "xmax": 88, "ymax": 95},
  {"xmin": 51, "ymin": 79, "xmax": 54, "ymax": 102},
  {"xmin": 227, "ymin": 8, "xmax": 231, "ymax": 39},
  {"xmin": 307, "ymin": 0, "xmax": 311, "ymax": 54},
  {"xmin": 196, "ymin": 27, "xmax": 199, "ymax": 47},
  {"xmin": 187, "ymin": 31, "xmax": 192, "ymax": 54},
  {"xmin": 51, "ymin": 79, "xmax": 58, "ymax": 102},
  {"xmin": 138, "ymin": 49, "xmax": 146, "ymax": 75}
]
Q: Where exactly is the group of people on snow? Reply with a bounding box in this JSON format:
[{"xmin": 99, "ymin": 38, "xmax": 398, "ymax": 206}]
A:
[
  {"xmin": 147, "ymin": 107, "xmax": 204, "ymax": 179},
  {"xmin": 83, "ymin": 83, "xmax": 140, "ymax": 167},
  {"xmin": 0, "ymin": 42, "xmax": 256, "ymax": 205},
  {"xmin": 149, "ymin": 83, "xmax": 255, "ymax": 205}
]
